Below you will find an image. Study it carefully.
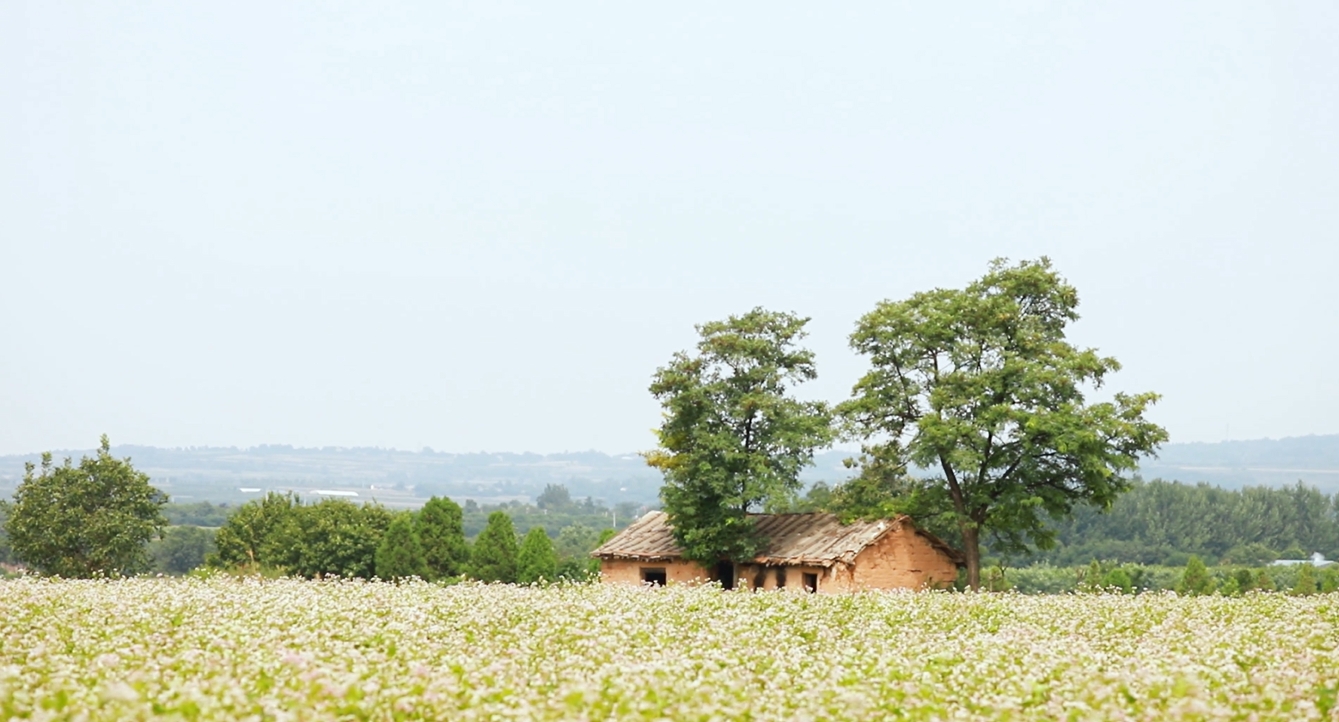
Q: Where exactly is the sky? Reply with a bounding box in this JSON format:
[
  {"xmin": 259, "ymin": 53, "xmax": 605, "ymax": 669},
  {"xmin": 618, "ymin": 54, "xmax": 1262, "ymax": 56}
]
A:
[{"xmin": 2, "ymin": 2, "xmax": 1337, "ymax": 456}]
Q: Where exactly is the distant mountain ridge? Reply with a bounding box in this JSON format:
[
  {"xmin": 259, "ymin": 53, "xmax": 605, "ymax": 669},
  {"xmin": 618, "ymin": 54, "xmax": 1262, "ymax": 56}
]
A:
[{"xmin": 2, "ymin": 435, "xmax": 1337, "ymax": 505}]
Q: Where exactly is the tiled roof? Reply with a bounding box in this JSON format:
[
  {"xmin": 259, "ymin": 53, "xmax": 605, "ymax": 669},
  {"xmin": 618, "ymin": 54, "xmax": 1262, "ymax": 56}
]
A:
[{"xmin": 591, "ymin": 510, "xmax": 963, "ymax": 567}]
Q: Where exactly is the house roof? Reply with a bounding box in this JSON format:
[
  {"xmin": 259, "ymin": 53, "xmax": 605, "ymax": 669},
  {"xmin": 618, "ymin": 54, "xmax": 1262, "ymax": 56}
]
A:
[{"xmin": 591, "ymin": 510, "xmax": 964, "ymax": 567}]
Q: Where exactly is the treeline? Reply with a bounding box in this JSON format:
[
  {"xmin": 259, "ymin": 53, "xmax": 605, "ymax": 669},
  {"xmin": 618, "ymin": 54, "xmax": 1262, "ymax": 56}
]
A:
[
  {"xmin": 991, "ymin": 557, "xmax": 1339, "ymax": 595},
  {"xmin": 789, "ymin": 477, "xmax": 1339, "ymax": 568},
  {"xmin": 202, "ymin": 491, "xmax": 614, "ymax": 582},
  {"xmin": 1015, "ymin": 479, "xmax": 1339, "ymax": 567}
]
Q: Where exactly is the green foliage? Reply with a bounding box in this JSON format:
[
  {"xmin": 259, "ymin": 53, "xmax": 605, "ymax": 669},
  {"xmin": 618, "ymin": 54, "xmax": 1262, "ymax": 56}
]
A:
[
  {"xmin": 1221, "ymin": 542, "xmax": 1280, "ymax": 567},
  {"xmin": 517, "ymin": 527, "xmax": 558, "ymax": 584},
  {"xmin": 376, "ymin": 514, "xmax": 428, "ymax": 581},
  {"xmin": 208, "ymin": 492, "xmax": 299, "ymax": 570},
  {"xmin": 1321, "ymin": 567, "xmax": 1339, "ymax": 593},
  {"xmin": 647, "ymin": 308, "xmax": 834, "ymax": 565},
  {"xmin": 554, "ymin": 523, "xmax": 605, "ymax": 580},
  {"xmin": 275, "ymin": 499, "xmax": 393, "ymax": 579},
  {"xmin": 1102, "ymin": 568, "xmax": 1134, "ymax": 594},
  {"xmin": 1219, "ymin": 575, "xmax": 1241, "ymax": 596},
  {"xmin": 150, "ymin": 526, "xmax": 216, "ymax": 575},
  {"xmin": 1008, "ymin": 479, "xmax": 1339, "ymax": 567},
  {"xmin": 1279, "ymin": 545, "xmax": 1307, "ymax": 560},
  {"xmin": 471, "ymin": 511, "xmax": 519, "ymax": 583},
  {"xmin": 536, "ymin": 484, "xmax": 573, "ymax": 511},
  {"xmin": 0, "ymin": 502, "xmax": 12, "ymax": 564},
  {"xmin": 162, "ymin": 501, "xmax": 233, "ymax": 527},
  {"xmin": 416, "ymin": 496, "xmax": 470, "ymax": 580},
  {"xmin": 839, "ymin": 258, "xmax": 1168, "ymax": 589},
  {"xmin": 1233, "ymin": 568, "xmax": 1255, "ymax": 593},
  {"xmin": 4, "ymin": 436, "xmax": 169, "ymax": 577},
  {"xmin": 1177, "ymin": 555, "xmax": 1215, "ymax": 595},
  {"xmin": 1254, "ymin": 568, "xmax": 1276, "ymax": 592},
  {"xmin": 1291, "ymin": 564, "xmax": 1318, "ymax": 596}
]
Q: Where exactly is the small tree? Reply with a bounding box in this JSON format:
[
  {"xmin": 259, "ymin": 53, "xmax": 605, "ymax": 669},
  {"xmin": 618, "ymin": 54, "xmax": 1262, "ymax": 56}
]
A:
[
  {"xmin": 1292, "ymin": 563, "xmax": 1318, "ymax": 596},
  {"xmin": 376, "ymin": 514, "xmax": 428, "ymax": 580},
  {"xmin": 5, "ymin": 436, "xmax": 168, "ymax": 577},
  {"xmin": 1254, "ymin": 568, "xmax": 1276, "ymax": 592},
  {"xmin": 471, "ymin": 511, "xmax": 519, "ymax": 583},
  {"xmin": 1102, "ymin": 567, "xmax": 1133, "ymax": 594},
  {"xmin": 646, "ymin": 308, "xmax": 834, "ymax": 566},
  {"xmin": 1176, "ymin": 555, "xmax": 1214, "ymax": 596},
  {"xmin": 536, "ymin": 484, "xmax": 573, "ymax": 511},
  {"xmin": 517, "ymin": 527, "xmax": 558, "ymax": 584},
  {"xmin": 1322, "ymin": 567, "xmax": 1339, "ymax": 594},
  {"xmin": 416, "ymin": 496, "xmax": 470, "ymax": 580}
]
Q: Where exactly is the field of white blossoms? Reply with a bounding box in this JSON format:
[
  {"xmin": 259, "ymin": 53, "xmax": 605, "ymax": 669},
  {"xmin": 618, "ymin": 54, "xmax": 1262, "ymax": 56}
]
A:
[{"xmin": 1, "ymin": 578, "xmax": 1338, "ymax": 721}]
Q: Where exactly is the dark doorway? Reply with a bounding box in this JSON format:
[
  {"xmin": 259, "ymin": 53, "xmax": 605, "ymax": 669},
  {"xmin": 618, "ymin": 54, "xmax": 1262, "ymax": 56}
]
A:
[
  {"xmin": 715, "ymin": 560, "xmax": 736, "ymax": 590},
  {"xmin": 776, "ymin": 567, "xmax": 788, "ymax": 589},
  {"xmin": 640, "ymin": 568, "xmax": 667, "ymax": 586},
  {"xmin": 802, "ymin": 572, "xmax": 818, "ymax": 593}
]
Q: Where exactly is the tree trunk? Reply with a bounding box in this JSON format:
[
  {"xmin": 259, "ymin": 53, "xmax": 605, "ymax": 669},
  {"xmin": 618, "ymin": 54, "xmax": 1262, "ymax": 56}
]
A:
[{"xmin": 960, "ymin": 522, "xmax": 981, "ymax": 591}]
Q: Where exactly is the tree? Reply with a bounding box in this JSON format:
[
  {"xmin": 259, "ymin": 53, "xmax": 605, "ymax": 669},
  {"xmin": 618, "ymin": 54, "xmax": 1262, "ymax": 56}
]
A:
[
  {"xmin": 536, "ymin": 484, "xmax": 573, "ymax": 511},
  {"xmin": 208, "ymin": 492, "xmax": 299, "ymax": 570},
  {"xmin": 839, "ymin": 259, "xmax": 1168, "ymax": 589},
  {"xmin": 150, "ymin": 526, "xmax": 216, "ymax": 575},
  {"xmin": 416, "ymin": 496, "xmax": 470, "ymax": 580},
  {"xmin": 517, "ymin": 527, "xmax": 558, "ymax": 584},
  {"xmin": 1292, "ymin": 563, "xmax": 1318, "ymax": 596},
  {"xmin": 471, "ymin": 511, "xmax": 519, "ymax": 582},
  {"xmin": 275, "ymin": 499, "xmax": 392, "ymax": 579},
  {"xmin": 0, "ymin": 502, "xmax": 13, "ymax": 564},
  {"xmin": 1176, "ymin": 555, "xmax": 1215, "ymax": 596},
  {"xmin": 376, "ymin": 514, "xmax": 428, "ymax": 580},
  {"xmin": 645, "ymin": 308, "xmax": 834, "ymax": 566},
  {"xmin": 5, "ymin": 436, "xmax": 168, "ymax": 577}
]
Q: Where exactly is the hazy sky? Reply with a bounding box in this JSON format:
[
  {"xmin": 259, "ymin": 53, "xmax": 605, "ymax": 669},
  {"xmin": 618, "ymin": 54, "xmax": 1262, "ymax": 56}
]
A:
[{"xmin": 3, "ymin": 3, "xmax": 1337, "ymax": 456}]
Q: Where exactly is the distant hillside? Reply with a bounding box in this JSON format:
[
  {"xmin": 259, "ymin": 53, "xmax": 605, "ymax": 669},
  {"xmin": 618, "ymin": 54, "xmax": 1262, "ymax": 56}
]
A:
[
  {"xmin": 2, "ymin": 435, "xmax": 1336, "ymax": 507},
  {"xmin": 1139, "ymin": 435, "xmax": 1339, "ymax": 492}
]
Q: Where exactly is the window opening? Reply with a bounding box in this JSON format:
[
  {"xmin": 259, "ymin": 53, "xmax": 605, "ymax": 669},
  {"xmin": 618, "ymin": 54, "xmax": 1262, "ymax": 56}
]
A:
[
  {"xmin": 803, "ymin": 572, "xmax": 818, "ymax": 593},
  {"xmin": 752, "ymin": 568, "xmax": 766, "ymax": 590},
  {"xmin": 715, "ymin": 560, "xmax": 736, "ymax": 590},
  {"xmin": 776, "ymin": 567, "xmax": 787, "ymax": 589},
  {"xmin": 640, "ymin": 568, "xmax": 667, "ymax": 586}
]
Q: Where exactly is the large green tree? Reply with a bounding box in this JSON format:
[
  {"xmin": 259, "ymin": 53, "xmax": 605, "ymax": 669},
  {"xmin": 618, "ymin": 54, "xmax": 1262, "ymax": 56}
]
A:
[
  {"xmin": 4, "ymin": 436, "xmax": 168, "ymax": 577},
  {"xmin": 207, "ymin": 492, "xmax": 299, "ymax": 571},
  {"xmin": 646, "ymin": 308, "xmax": 833, "ymax": 565},
  {"xmin": 273, "ymin": 499, "xmax": 393, "ymax": 579},
  {"xmin": 840, "ymin": 259, "xmax": 1168, "ymax": 589},
  {"xmin": 470, "ymin": 511, "xmax": 519, "ymax": 582},
  {"xmin": 376, "ymin": 513, "xmax": 428, "ymax": 580},
  {"xmin": 516, "ymin": 526, "xmax": 558, "ymax": 584},
  {"xmin": 416, "ymin": 496, "xmax": 470, "ymax": 580}
]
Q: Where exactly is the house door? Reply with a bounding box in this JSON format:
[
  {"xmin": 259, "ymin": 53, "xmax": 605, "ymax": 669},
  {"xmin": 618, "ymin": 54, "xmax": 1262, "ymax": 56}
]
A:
[{"xmin": 715, "ymin": 560, "xmax": 735, "ymax": 590}]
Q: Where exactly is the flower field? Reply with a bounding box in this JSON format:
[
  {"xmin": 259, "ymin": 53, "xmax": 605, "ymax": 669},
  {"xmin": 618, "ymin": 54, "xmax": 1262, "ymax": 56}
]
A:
[{"xmin": 2, "ymin": 578, "xmax": 1338, "ymax": 720}]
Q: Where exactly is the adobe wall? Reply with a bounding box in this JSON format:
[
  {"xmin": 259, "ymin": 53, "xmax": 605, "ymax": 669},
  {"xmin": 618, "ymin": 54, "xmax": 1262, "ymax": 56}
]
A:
[
  {"xmin": 599, "ymin": 559, "xmax": 710, "ymax": 585},
  {"xmin": 849, "ymin": 525, "xmax": 958, "ymax": 590}
]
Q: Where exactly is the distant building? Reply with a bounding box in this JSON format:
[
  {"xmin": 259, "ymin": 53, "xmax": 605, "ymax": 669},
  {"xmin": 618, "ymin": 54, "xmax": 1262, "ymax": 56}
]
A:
[
  {"xmin": 1270, "ymin": 552, "xmax": 1334, "ymax": 567},
  {"xmin": 591, "ymin": 511, "xmax": 963, "ymax": 593}
]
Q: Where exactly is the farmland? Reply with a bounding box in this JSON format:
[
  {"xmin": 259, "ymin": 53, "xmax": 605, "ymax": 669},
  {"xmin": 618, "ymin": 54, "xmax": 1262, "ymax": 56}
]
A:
[{"xmin": 2, "ymin": 579, "xmax": 1338, "ymax": 720}]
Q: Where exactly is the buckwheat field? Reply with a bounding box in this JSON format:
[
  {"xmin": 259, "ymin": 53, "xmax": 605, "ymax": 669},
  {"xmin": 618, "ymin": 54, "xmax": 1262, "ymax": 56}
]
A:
[{"xmin": 2, "ymin": 577, "xmax": 1338, "ymax": 721}]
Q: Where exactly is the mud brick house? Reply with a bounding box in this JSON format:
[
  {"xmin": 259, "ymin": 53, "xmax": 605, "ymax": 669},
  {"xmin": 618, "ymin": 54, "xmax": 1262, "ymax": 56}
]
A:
[{"xmin": 591, "ymin": 511, "xmax": 963, "ymax": 592}]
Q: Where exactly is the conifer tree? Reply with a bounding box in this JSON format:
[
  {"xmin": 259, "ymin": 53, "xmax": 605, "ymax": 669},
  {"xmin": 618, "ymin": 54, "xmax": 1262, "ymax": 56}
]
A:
[
  {"xmin": 1292, "ymin": 563, "xmax": 1318, "ymax": 596},
  {"xmin": 416, "ymin": 496, "xmax": 470, "ymax": 580},
  {"xmin": 470, "ymin": 511, "xmax": 519, "ymax": 583},
  {"xmin": 517, "ymin": 526, "xmax": 558, "ymax": 584},
  {"xmin": 375, "ymin": 514, "xmax": 427, "ymax": 581},
  {"xmin": 1176, "ymin": 555, "xmax": 1214, "ymax": 596}
]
